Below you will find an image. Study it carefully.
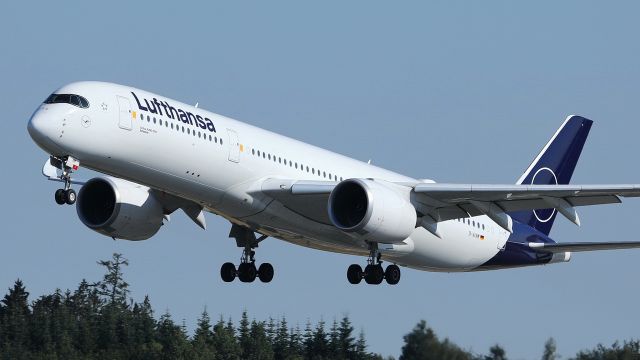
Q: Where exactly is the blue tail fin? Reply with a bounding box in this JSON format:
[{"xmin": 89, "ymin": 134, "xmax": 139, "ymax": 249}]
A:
[{"xmin": 509, "ymin": 115, "xmax": 593, "ymax": 235}]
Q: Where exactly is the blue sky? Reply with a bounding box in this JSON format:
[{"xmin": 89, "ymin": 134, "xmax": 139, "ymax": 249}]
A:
[{"xmin": 2, "ymin": 1, "xmax": 640, "ymax": 359}]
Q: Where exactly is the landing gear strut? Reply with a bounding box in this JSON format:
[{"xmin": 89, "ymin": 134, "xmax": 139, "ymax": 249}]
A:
[
  {"xmin": 347, "ymin": 242, "xmax": 401, "ymax": 285},
  {"xmin": 51, "ymin": 156, "xmax": 79, "ymax": 206},
  {"xmin": 220, "ymin": 224, "xmax": 274, "ymax": 283}
]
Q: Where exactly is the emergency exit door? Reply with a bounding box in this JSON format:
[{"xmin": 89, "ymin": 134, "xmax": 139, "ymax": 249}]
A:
[{"xmin": 227, "ymin": 129, "xmax": 240, "ymax": 163}]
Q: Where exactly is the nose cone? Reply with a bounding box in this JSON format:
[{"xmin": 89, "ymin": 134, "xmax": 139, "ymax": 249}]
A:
[{"xmin": 28, "ymin": 109, "xmax": 63, "ymax": 155}]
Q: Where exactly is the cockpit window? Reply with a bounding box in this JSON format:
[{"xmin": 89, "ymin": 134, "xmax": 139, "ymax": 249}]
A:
[{"xmin": 44, "ymin": 93, "xmax": 89, "ymax": 108}]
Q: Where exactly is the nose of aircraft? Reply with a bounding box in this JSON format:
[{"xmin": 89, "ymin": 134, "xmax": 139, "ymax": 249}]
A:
[{"xmin": 28, "ymin": 109, "xmax": 63, "ymax": 155}]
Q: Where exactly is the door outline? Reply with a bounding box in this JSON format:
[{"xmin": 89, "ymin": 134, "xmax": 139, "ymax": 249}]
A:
[
  {"xmin": 117, "ymin": 96, "xmax": 132, "ymax": 130},
  {"xmin": 227, "ymin": 129, "xmax": 240, "ymax": 163}
]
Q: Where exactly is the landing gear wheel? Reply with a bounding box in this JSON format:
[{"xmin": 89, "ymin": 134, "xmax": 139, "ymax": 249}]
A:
[
  {"xmin": 364, "ymin": 264, "xmax": 384, "ymax": 285},
  {"xmin": 347, "ymin": 264, "xmax": 363, "ymax": 284},
  {"xmin": 238, "ymin": 262, "xmax": 257, "ymax": 283},
  {"xmin": 54, "ymin": 189, "xmax": 66, "ymax": 205},
  {"xmin": 258, "ymin": 263, "xmax": 274, "ymax": 283},
  {"xmin": 220, "ymin": 262, "xmax": 236, "ymax": 282},
  {"xmin": 385, "ymin": 264, "xmax": 401, "ymax": 285},
  {"xmin": 64, "ymin": 189, "xmax": 76, "ymax": 205}
]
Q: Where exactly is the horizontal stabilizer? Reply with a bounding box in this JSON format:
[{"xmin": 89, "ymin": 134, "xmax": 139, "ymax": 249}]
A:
[{"xmin": 528, "ymin": 241, "xmax": 640, "ymax": 253}]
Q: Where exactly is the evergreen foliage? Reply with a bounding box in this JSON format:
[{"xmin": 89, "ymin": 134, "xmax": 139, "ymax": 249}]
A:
[
  {"xmin": 0, "ymin": 253, "xmax": 637, "ymax": 360},
  {"xmin": 0, "ymin": 253, "xmax": 380, "ymax": 360}
]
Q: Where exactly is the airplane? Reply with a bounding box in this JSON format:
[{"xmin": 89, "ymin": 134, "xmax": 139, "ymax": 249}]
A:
[{"xmin": 27, "ymin": 81, "xmax": 640, "ymax": 285}]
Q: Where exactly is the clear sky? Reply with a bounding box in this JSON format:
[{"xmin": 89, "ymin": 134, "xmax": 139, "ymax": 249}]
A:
[{"xmin": 2, "ymin": 1, "xmax": 640, "ymax": 359}]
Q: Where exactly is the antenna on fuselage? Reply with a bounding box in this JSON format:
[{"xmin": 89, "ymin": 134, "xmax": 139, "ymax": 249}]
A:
[{"xmin": 195, "ymin": 102, "xmax": 199, "ymax": 108}]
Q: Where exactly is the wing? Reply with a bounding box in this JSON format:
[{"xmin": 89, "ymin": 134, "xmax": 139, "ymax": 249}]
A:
[
  {"xmin": 413, "ymin": 183, "xmax": 640, "ymax": 232},
  {"xmin": 260, "ymin": 178, "xmax": 640, "ymax": 232},
  {"xmin": 528, "ymin": 241, "xmax": 640, "ymax": 253},
  {"xmin": 260, "ymin": 179, "xmax": 337, "ymax": 224}
]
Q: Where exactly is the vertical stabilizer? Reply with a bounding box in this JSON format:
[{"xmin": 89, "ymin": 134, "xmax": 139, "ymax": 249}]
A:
[{"xmin": 509, "ymin": 115, "xmax": 593, "ymax": 235}]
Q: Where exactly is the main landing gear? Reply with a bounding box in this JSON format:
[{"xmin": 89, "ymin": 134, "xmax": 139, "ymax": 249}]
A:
[
  {"xmin": 347, "ymin": 243, "xmax": 401, "ymax": 285},
  {"xmin": 220, "ymin": 224, "xmax": 274, "ymax": 283},
  {"xmin": 51, "ymin": 156, "xmax": 79, "ymax": 206}
]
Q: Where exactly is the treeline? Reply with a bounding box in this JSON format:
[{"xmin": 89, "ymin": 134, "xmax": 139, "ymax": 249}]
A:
[{"xmin": 0, "ymin": 254, "xmax": 638, "ymax": 360}]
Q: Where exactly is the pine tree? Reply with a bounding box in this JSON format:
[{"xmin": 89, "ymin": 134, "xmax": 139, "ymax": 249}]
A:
[
  {"xmin": 355, "ymin": 329, "xmax": 368, "ymax": 360},
  {"xmin": 239, "ymin": 310, "xmax": 252, "ymax": 357},
  {"xmin": 130, "ymin": 295, "xmax": 160, "ymax": 358},
  {"xmin": 213, "ymin": 316, "xmax": 241, "ymax": 360},
  {"xmin": 328, "ymin": 318, "xmax": 340, "ymax": 359},
  {"xmin": 156, "ymin": 310, "xmax": 192, "ymax": 360},
  {"xmin": 273, "ymin": 317, "xmax": 290, "ymax": 359},
  {"xmin": 338, "ymin": 316, "xmax": 356, "ymax": 359},
  {"xmin": 1, "ymin": 279, "xmax": 31, "ymax": 357},
  {"xmin": 97, "ymin": 253, "xmax": 130, "ymax": 307},
  {"xmin": 311, "ymin": 318, "xmax": 328, "ymax": 359},
  {"xmin": 289, "ymin": 324, "xmax": 303, "ymax": 358},
  {"xmin": 247, "ymin": 320, "xmax": 274, "ymax": 359},
  {"xmin": 193, "ymin": 308, "xmax": 216, "ymax": 360},
  {"xmin": 541, "ymin": 338, "xmax": 557, "ymax": 360}
]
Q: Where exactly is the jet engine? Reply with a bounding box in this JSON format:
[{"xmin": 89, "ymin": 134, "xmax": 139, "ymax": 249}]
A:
[
  {"xmin": 76, "ymin": 177, "xmax": 164, "ymax": 240},
  {"xmin": 328, "ymin": 179, "xmax": 417, "ymax": 244}
]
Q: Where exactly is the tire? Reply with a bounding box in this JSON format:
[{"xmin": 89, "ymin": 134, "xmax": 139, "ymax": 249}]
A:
[
  {"xmin": 385, "ymin": 264, "xmax": 401, "ymax": 285},
  {"xmin": 54, "ymin": 189, "xmax": 66, "ymax": 205},
  {"xmin": 364, "ymin": 264, "xmax": 384, "ymax": 285},
  {"xmin": 347, "ymin": 264, "xmax": 363, "ymax": 284},
  {"xmin": 238, "ymin": 263, "xmax": 257, "ymax": 283},
  {"xmin": 220, "ymin": 262, "xmax": 236, "ymax": 282},
  {"xmin": 258, "ymin": 263, "xmax": 274, "ymax": 283},
  {"xmin": 65, "ymin": 189, "xmax": 76, "ymax": 205}
]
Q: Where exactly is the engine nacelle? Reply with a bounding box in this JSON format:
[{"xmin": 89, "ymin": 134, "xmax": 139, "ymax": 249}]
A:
[
  {"xmin": 328, "ymin": 179, "xmax": 417, "ymax": 244},
  {"xmin": 76, "ymin": 177, "xmax": 164, "ymax": 240}
]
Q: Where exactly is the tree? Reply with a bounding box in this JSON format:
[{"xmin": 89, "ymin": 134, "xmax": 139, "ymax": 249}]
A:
[
  {"xmin": 192, "ymin": 308, "xmax": 216, "ymax": 359},
  {"xmin": 573, "ymin": 340, "xmax": 640, "ymax": 360},
  {"xmin": 1, "ymin": 279, "xmax": 31, "ymax": 356},
  {"xmin": 541, "ymin": 338, "xmax": 557, "ymax": 360},
  {"xmin": 156, "ymin": 310, "xmax": 192, "ymax": 360},
  {"xmin": 212, "ymin": 316, "xmax": 241, "ymax": 360},
  {"xmin": 400, "ymin": 320, "xmax": 471, "ymax": 360},
  {"xmin": 338, "ymin": 316, "xmax": 356, "ymax": 359},
  {"xmin": 486, "ymin": 345, "xmax": 507, "ymax": 360},
  {"xmin": 97, "ymin": 253, "xmax": 130, "ymax": 307}
]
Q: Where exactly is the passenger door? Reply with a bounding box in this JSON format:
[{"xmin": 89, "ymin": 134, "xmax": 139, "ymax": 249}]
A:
[{"xmin": 117, "ymin": 96, "xmax": 132, "ymax": 130}]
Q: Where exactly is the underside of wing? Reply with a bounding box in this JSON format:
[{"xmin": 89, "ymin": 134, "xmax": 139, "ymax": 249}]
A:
[
  {"xmin": 528, "ymin": 241, "xmax": 640, "ymax": 253},
  {"xmin": 260, "ymin": 179, "xmax": 337, "ymax": 225}
]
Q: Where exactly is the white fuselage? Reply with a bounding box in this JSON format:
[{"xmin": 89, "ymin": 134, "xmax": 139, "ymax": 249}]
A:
[{"xmin": 29, "ymin": 82, "xmax": 510, "ymax": 271}]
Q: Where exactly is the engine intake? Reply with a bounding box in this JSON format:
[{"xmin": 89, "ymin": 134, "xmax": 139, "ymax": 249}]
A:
[
  {"xmin": 328, "ymin": 179, "xmax": 417, "ymax": 244},
  {"xmin": 77, "ymin": 177, "xmax": 164, "ymax": 240}
]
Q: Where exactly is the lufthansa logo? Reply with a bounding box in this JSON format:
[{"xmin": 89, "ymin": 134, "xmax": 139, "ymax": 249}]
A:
[{"xmin": 532, "ymin": 167, "xmax": 557, "ymax": 223}]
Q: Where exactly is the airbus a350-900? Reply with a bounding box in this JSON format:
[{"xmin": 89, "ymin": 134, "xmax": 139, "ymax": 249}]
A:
[{"xmin": 27, "ymin": 81, "xmax": 640, "ymax": 285}]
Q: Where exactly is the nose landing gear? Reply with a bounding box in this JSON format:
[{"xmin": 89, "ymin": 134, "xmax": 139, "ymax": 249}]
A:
[
  {"xmin": 50, "ymin": 156, "xmax": 79, "ymax": 205},
  {"xmin": 346, "ymin": 243, "xmax": 401, "ymax": 285}
]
